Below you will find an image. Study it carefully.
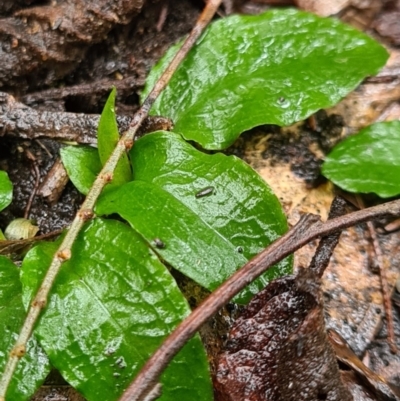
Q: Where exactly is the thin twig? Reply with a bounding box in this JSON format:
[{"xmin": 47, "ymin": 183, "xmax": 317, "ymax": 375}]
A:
[
  {"xmin": 21, "ymin": 76, "xmax": 144, "ymax": 105},
  {"xmin": 156, "ymin": 1, "xmax": 169, "ymax": 32},
  {"xmin": 384, "ymin": 217, "xmax": 400, "ymax": 233},
  {"xmin": 0, "ymin": 92, "xmax": 171, "ymax": 145},
  {"xmin": 0, "ymin": 1, "xmax": 222, "ymax": 398},
  {"xmin": 118, "ymin": 198, "xmax": 400, "ymax": 401},
  {"xmin": 0, "ymin": 229, "xmax": 63, "ymax": 256},
  {"xmin": 356, "ymin": 196, "xmax": 397, "ymax": 354},
  {"xmin": 23, "ymin": 150, "xmax": 40, "ymax": 220}
]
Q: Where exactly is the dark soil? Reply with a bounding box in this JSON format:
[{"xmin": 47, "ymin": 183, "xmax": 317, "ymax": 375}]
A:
[
  {"xmin": 1, "ymin": 1, "xmax": 400, "ymax": 400},
  {"xmin": 0, "ymin": 0, "xmax": 201, "ymax": 234}
]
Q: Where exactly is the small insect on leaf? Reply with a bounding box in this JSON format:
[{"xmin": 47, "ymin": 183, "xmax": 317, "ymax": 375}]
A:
[
  {"xmin": 153, "ymin": 238, "xmax": 165, "ymax": 249},
  {"xmin": 195, "ymin": 186, "xmax": 215, "ymax": 198}
]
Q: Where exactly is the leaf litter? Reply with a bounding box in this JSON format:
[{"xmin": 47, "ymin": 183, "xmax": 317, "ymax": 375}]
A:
[
  {"xmin": 233, "ymin": 110, "xmax": 400, "ymax": 399},
  {"xmin": 214, "ymin": 199, "xmax": 352, "ymax": 401},
  {"xmin": 1, "ymin": 0, "xmax": 400, "ymax": 400}
]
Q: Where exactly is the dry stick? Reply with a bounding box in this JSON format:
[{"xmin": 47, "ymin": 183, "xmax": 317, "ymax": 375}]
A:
[
  {"xmin": 0, "ymin": 1, "xmax": 223, "ymax": 399},
  {"xmin": 156, "ymin": 1, "xmax": 169, "ymax": 32},
  {"xmin": 21, "ymin": 76, "xmax": 144, "ymax": 105},
  {"xmin": 23, "ymin": 150, "xmax": 41, "ymax": 220},
  {"xmin": 356, "ymin": 196, "xmax": 397, "ymax": 354},
  {"xmin": 119, "ymin": 198, "xmax": 400, "ymax": 401}
]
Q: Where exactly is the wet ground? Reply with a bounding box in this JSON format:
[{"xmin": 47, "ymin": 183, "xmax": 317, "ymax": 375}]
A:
[{"xmin": 1, "ymin": 0, "xmax": 400, "ymax": 400}]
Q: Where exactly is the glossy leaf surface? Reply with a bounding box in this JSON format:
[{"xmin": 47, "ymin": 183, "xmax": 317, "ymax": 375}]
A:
[
  {"xmin": 0, "ymin": 170, "xmax": 12, "ymax": 212},
  {"xmin": 97, "ymin": 87, "xmax": 131, "ymax": 185},
  {"xmin": 21, "ymin": 219, "xmax": 212, "ymax": 401},
  {"xmin": 60, "ymin": 146, "xmax": 101, "ymax": 195},
  {"xmin": 0, "ymin": 256, "xmax": 50, "ymax": 401},
  {"xmin": 97, "ymin": 132, "xmax": 290, "ymax": 303},
  {"xmin": 143, "ymin": 9, "xmax": 388, "ymax": 149},
  {"xmin": 322, "ymin": 121, "xmax": 400, "ymax": 197}
]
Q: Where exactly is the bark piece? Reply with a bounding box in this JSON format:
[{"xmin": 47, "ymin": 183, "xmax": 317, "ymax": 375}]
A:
[
  {"xmin": 37, "ymin": 158, "xmax": 69, "ymax": 205},
  {"xmin": 0, "ymin": 92, "xmax": 173, "ymax": 144},
  {"xmin": 0, "ymin": 0, "xmax": 144, "ymax": 90}
]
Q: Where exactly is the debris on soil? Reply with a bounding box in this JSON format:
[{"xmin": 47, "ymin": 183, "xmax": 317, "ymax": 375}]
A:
[
  {"xmin": 0, "ymin": 0, "xmax": 145, "ymax": 92},
  {"xmin": 37, "ymin": 158, "xmax": 69, "ymax": 206},
  {"xmin": 295, "ymin": 0, "xmax": 351, "ymax": 16},
  {"xmin": 214, "ymin": 198, "xmax": 352, "ymax": 401},
  {"xmin": 328, "ymin": 329, "xmax": 400, "ymax": 401},
  {"xmin": 236, "ymin": 101, "xmax": 400, "ymax": 394},
  {"xmin": 1, "ymin": 0, "xmax": 400, "ymax": 400},
  {"xmin": 215, "ymin": 273, "xmax": 352, "ymax": 401},
  {"xmin": 0, "ymin": 92, "xmax": 173, "ymax": 144},
  {"xmin": 374, "ymin": 11, "xmax": 400, "ymax": 46}
]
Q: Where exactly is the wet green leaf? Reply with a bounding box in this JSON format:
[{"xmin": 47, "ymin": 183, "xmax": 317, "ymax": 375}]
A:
[
  {"xmin": 0, "ymin": 171, "xmax": 13, "ymax": 212},
  {"xmin": 97, "ymin": 132, "xmax": 290, "ymax": 303},
  {"xmin": 97, "ymin": 88, "xmax": 131, "ymax": 185},
  {"xmin": 61, "ymin": 89, "xmax": 132, "ymax": 194},
  {"xmin": 60, "ymin": 146, "xmax": 101, "ymax": 195},
  {"xmin": 21, "ymin": 219, "xmax": 212, "ymax": 401},
  {"xmin": 322, "ymin": 121, "xmax": 400, "ymax": 198},
  {"xmin": 97, "ymin": 180, "xmax": 250, "ymax": 298},
  {"xmin": 0, "ymin": 256, "xmax": 50, "ymax": 401},
  {"xmin": 143, "ymin": 9, "xmax": 388, "ymax": 149}
]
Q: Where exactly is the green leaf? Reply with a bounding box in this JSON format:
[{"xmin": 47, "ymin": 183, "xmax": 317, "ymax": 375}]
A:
[
  {"xmin": 97, "ymin": 88, "xmax": 132, "ymax": 185},
  {"xmin": 97, "ymin": 180, "xmax": 250, "ymax": 296},
  {"xmin": 60, "ymin": 146, "xmax": 102, "ymax": 195},
  {"xmin": 0, "ymin": 255, "xmax": 50, "ymax": 401},
  {"xmin": 322, "ymin": 121, "xmax": 400, "ymax": 198},
  {"xmin": 21, "ymin": 219, "xmax": 212, "ymax": 401},
  {"xmin": 143, "ymin": 9, "xmax": 388, "ymax": 149},
  {"xmin": 0, "ymin": 171, "xmax": 13, "ymax": 212},
  {"xmin": 96, "ymin": 131, "xmax": 290, "ymax": 303},
  {"xmin": 60, "ymin": 90, "xmax": 132, "ymax": 194}
]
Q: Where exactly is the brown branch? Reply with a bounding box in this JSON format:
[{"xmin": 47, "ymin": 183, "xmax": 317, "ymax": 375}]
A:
[
  {"xmin": 0, "ymin": 1, "xmax": 222, "ymax": 398},
  {"xmin": 21, "ymin": 76, "xmax": 144, "ymax": 106},
  {"xmin": 0, "ymin": 229, "xmax": 63, "ymax": 256},
  {"xmin": 0, "ymin": 92, "xmax": 173, "ymax": 144},
  {"xmin": 119, "ymin": 198, "xmax": 400, "ymax": 401}
]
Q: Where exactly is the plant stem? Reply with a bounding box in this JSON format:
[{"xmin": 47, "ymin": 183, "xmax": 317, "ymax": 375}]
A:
[
  {"xmin": 0, "ymin": 1, "xmax": 222, "ymax": 398},
  {"xmin": 118, "ymin": 198, "xmax": 400, "ymax": 401}
]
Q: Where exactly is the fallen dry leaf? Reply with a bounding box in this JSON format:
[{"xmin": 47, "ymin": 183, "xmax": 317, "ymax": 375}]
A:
[
  {"xmin": 214, "ymin": 269, "xmax": 352, "ymax": 401},
  {"xmin": 295, "ymin": 0, "xmax": 351, "ymax": 16},
  {"xmin": 215, "ymin": 199, "xmax": 353, "ymax": 400}
]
